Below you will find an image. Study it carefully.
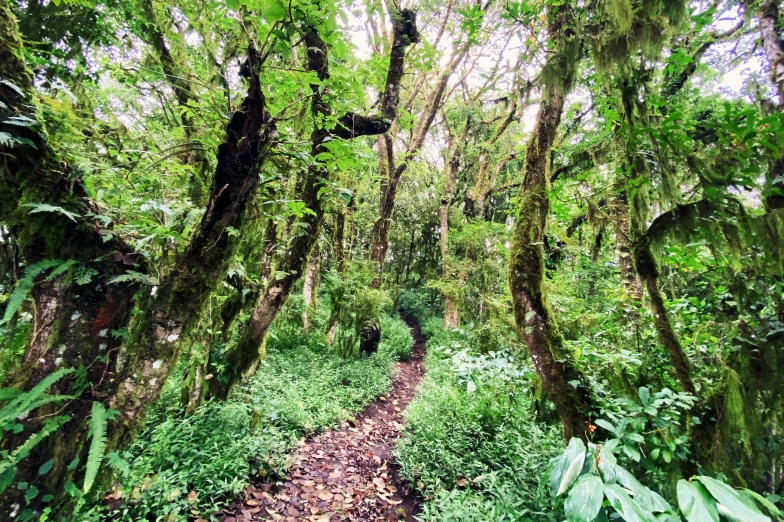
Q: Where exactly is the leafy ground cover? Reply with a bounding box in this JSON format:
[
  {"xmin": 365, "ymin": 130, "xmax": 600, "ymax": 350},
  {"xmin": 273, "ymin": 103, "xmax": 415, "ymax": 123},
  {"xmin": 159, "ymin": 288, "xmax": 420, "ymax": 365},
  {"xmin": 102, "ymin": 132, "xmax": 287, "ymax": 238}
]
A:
[
  {"xmin": 86, "ymin": 314, "xmax": 411, "ymax": 521},
  {"xmin": 396, "ymin": 293, "xmax": 563, "ymax": 521}
]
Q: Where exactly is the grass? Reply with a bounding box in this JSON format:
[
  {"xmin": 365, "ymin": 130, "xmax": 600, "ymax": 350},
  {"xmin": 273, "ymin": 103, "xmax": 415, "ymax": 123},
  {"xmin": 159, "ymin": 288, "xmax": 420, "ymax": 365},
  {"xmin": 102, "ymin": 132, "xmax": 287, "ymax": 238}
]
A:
[{"xmin": 88, "ymin": 313, "xmax": 412, "ymax": 521}]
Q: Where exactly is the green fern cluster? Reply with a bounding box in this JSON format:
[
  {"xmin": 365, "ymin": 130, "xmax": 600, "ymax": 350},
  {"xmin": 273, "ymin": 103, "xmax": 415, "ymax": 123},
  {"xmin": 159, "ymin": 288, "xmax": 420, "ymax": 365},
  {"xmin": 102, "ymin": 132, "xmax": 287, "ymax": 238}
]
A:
[
  {"xmin": 0, "ymin": 368, "xmax": 73, "ymax": 495},
  {"xmin": 0, "ymin": 259, "xmax": 78, "ymax": 324}
]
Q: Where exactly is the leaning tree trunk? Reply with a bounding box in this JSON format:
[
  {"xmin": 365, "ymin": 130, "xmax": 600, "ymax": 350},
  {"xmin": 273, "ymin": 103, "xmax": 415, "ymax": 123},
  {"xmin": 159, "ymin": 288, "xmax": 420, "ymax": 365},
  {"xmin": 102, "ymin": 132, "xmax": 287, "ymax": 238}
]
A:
[
  {"xmin": 508, "ymin": 7, "xmax": 594, "ymax": 442},
  {"xmin": 632, "ymin": 238, "xmax": 697, "ymax": 395},
  {"xmin": 213, "ymin": 10, "xmax": 419, "ymax": 398},
  {"xmin": 1, "ymin": 6, "xmax": 276, "ymax": 509}
]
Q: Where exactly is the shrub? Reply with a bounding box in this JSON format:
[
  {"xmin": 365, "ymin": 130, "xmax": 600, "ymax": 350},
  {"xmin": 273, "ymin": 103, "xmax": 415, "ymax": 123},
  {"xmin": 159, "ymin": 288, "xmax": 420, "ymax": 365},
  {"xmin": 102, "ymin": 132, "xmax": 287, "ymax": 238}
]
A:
[{"xmin": 378, "ymin": 315, "xmax": 414, "ymax": 361}]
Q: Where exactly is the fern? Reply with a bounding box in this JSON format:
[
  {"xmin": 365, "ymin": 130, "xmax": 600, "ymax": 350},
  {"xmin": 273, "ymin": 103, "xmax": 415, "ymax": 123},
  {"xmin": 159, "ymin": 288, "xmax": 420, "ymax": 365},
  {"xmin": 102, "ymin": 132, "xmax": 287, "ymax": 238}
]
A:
[
  {"xmin": 0, "ymin": 368, "xmax": 73, "ymax": 426},
  {"xmin": 0, "ymin": 415, "xmax": 69, "ymax": 494},
  {"xmin": 83, "ymin": 401, "xmax": 107, "ymax": 494},
  {"xmin": 182, "ymin": 208, "xmax": 204, "ymax": 230},
  {"xmin": 109, "ymin": 270, "xmax": 158, "ymax": 285},
  {"xmin": 21, "ymin": 202, "xmax": 80, "ymax": 222},
  {"xmin": 43, "ymin": 260, "xmax": 78, "ymax": 282},
  {"xmin": 1, "ymin": 260, "xmax": 77, "ymax": 324}
]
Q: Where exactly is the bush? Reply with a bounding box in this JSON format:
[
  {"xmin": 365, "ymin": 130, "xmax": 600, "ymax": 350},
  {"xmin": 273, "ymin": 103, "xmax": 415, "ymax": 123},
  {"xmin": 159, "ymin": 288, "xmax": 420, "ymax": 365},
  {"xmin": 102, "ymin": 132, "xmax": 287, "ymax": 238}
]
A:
[
  {"xmin": 398, "ymin": 289, "xmax": 435, "ymax": 322},
  {"xmin": 378, "ymin": 315, "xmax": 414, "ymax": 361}
]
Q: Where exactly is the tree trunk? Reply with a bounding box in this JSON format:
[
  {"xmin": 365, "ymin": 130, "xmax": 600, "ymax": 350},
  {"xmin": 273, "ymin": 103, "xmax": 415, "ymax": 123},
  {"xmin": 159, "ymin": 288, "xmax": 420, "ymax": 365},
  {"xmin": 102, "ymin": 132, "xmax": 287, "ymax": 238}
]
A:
[
  {"xmin": 369, "ymin": 40, "xmax": 472, "ymax": 281},
  {"xmin": 440, "ymin": 121, "xmax": 470, "ymax": 328},
  {"xmin": 508, "ymin": 7, "xmax": 594, "ymax": 442},
  {"xmin": 609, "ymin": 195, "xmax": 643, "ymax": 301},
  {"xmin": 213, "ymin": 10, "xmax": 418, "ymax": 396},
  {"xmin": 1, "ymin": 6, "xmax": 276, "ymax": 506},
  {"xmin": 632, "ymin": 236, "xmax": 697, "ymax": 395},
  {"xmin": 749, "ymin": 1, "xmax": 784, "ymax": 209},
  {"xmin": 302, "ymin": 242, "xmax": 320, "ymax": 332}
]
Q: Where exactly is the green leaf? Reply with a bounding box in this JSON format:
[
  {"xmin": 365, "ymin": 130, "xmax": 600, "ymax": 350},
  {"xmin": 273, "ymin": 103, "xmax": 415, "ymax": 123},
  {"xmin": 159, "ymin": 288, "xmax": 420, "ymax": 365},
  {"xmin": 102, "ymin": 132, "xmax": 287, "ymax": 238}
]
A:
[
  {"xmin": 638, "ymin": 387, "xmax": 650, "ymax": 406},
  {"xmin": 24, "ymin": 485, "xmax": 38, "ymax": 504},
  {"xmin": 741, "ymin": 489, "xmax": 782, "ymax": 518},
  {"xmin": 83, "ymin": 401, "xmax": 107, "ymax": 493},
  {"xmin": 0, "ymin": 465, "xmax": 16, "ymax": 496},
  {"xmin": 594, "ymin": 419, "xmax": 616, "ymax": 435},
  {"xmin": 38, "ymin": 459, "xmax": 54, "ymax": 476},
  {"xmin": 677, "ymin": 480, "xmax": 719, "ymax": 522},
  {"xmin": 604, "ymin": 484, "xmax": 657, "ymax": 522},
  {"xmin": 22, "ymin": 203, "xmax": 79, "ymax": 222},
  {"xmin": 623, "ymin": 444, "xmax": 641, "ymax": 462},
  {"xmin": 549, "ymin": 438, "xmax": 587, "ymax": 497},
  {"xmin": 565, "ymin": 474, "xmax": 604, "ymax": 522},
  {"xmin": 695, "ymin": 476, "xmax": 771, "ymax": 522},
  {"xmin": 262, "ymin": 0, "xmax": 287, "ymax": 21}
]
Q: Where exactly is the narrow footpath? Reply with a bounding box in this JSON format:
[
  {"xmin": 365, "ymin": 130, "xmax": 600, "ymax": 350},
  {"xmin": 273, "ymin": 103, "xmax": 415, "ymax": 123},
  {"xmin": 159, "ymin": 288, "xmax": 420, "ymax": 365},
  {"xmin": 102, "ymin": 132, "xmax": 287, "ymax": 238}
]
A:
[{"xmin": 219, "ymin": 315, "xmax": 427, "ymax": 522}]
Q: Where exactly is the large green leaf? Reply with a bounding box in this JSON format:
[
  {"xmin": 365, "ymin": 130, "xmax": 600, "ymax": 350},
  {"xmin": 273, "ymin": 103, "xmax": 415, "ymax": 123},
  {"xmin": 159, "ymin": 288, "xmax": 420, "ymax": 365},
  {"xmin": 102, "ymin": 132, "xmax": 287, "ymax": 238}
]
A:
[
  {"xmin": 601, "ymin": 459, "xmax": 671, "ymax": 513},
  {"xmin": 550, "ymin": 438, "xmax": 587, "ymax": 497},
  {"xmin": 565, "ymin": 474, "xmax": 604, "ymax": 522},
  {"xmin": 677, "ymin": 480, "xmax": 719, "ymax": 522},
  {"xmin": 741, "ymin": 489, "xmax": 782, "ymax": 519},
  {"xmin": 695, "ymin": 476, "xmax": 771, "ymax": 522},
  {"xmin": 603, "ymin": 484, "xmax": 658, "ymax": 522}
]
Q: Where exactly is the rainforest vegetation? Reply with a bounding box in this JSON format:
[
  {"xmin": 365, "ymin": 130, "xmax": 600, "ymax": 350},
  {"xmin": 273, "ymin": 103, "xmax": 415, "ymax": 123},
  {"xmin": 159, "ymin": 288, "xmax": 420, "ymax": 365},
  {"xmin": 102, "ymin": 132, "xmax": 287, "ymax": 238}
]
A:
[{"xmin": 1, "ymin": 0, "xmax": 784, "ymax": 519}]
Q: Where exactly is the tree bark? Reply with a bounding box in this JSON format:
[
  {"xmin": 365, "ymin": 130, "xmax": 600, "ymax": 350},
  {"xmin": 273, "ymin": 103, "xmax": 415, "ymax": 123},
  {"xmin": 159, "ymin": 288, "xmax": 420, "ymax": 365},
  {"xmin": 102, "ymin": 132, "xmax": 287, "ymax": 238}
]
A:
[
  {"xmin": 748, "ymin": 1, "xmax": 784, "ymax": 209},
  {"xmin": 508, "ymin": 7, "xmax": 594, "ymax": 441},
  {"xmin": 440, "ymin": 120, "xmax": 470, "ymax": 328},
  {"xmin": 302, "ymin": 242, "xmax": 320, "ymax": 332}
]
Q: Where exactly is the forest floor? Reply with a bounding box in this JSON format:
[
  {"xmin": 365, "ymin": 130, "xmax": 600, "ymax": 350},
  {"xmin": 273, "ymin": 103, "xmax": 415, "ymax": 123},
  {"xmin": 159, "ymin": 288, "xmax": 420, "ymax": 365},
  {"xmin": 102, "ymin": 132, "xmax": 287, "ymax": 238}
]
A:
[{"xmin": 218, "ymin": 315, "xmax": 427, "ymax": 522}]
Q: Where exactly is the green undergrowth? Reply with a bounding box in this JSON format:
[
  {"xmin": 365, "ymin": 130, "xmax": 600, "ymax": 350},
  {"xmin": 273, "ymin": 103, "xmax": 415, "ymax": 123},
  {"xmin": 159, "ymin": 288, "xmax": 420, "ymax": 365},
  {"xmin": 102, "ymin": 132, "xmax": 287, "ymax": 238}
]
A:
[
  {"xmin": 88, "ymin": 314, "xmax": 412, "ymax": 521},
  {"xmin": 396, "ymin": 293, "xmax": 563, "ymax": 521}
]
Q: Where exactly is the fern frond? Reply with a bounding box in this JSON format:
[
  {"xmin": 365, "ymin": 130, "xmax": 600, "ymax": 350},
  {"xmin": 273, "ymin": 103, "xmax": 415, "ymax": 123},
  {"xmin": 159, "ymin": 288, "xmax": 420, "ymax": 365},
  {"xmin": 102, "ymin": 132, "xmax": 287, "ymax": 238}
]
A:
[
  {"xmin": 22, "ymin": 203, "xmax": 80, "ymax": 222},
  {"xmin": 109, "ymin": 270, "xmax": 158, "ymax": 285},
  {"xmin": 0, "ymin": 415, "xmax": 69, "ymax": 476},
  {"xmin": 0, "ymin": 368, "xmax": 73, "ymax": 426},
  {"xmin": 1, "ymin": 277, "xmax": 34, "ymax": 324},
  {"xmin": 1, "ymin": 259, "xmax": 73, "ymax": 324},
  {"xmin": 83, "ymin": 401, "xmax": 107, "ymax": 493},
  {"xmin": 0, "ymin": 388, "xmax": 22, "ymax": 403},
  {"xmin": 183, "ymin": 208, "xmax": 204, "ymax": 229},
  {"xmin": 43, "ymin": 260, "xmax": 78, "ymax": 282}
]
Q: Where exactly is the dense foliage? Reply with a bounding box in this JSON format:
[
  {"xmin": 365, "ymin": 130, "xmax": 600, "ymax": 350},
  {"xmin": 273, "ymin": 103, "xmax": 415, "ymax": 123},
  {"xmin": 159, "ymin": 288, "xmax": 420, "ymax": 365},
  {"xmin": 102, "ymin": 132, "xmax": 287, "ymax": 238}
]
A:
[{"xmin": 1, "ymin": 0, "xmax": 784, "ymax": 519}]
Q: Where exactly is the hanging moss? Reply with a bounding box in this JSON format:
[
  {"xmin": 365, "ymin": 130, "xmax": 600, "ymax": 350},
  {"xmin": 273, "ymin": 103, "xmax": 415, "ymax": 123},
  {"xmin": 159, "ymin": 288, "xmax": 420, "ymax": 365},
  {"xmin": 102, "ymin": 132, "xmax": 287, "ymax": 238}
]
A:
[
  {"xmin": 608, "ymin": 0, "xmax": 634, "ymax": 34},
  {"xmin": 591, "ymin": 0, "xmax": 687, "ymax": 71},
  {"xmin": 722, "ymin": 369, "xmax": 753, "ymax": 459}
]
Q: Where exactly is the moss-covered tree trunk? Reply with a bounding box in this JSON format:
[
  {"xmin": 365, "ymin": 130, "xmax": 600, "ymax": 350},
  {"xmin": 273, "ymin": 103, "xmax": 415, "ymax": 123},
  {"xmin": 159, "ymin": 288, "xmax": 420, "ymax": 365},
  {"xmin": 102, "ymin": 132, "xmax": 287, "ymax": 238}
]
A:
[
  {"xmin": 440, "ymin": 120, "xmax": 470, "ymax": 328},
  {"xmin": 632, "ymin": 238, "xmax": 697, "ymax": 395},
  {"xmin": 1, "ymin": 5, "xmax": 276, "ymax": 507},
  {"xmin": 212, "ymin": 10, "xmax": 419, "ymax": 397},
  {"xmin": 609, "ymin": 194, "xmax": 643, "ymax": 301},
  {"xmin": 748, "ymin": 1, "xmax": 784, "ymax": 210},
  {"xmin": 302, "ymin": 242, "xmax": 320, "ymax": 332},
  {"xmin": 508, "ymin": 6, "xmax": 594, "ymax": 441}
]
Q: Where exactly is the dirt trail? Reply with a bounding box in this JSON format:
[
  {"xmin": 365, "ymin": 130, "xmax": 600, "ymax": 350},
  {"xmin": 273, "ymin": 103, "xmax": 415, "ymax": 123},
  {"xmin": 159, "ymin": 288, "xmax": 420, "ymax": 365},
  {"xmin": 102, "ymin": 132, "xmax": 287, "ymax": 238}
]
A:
[{"xmin": 220, "ymin": 315, "xmax": 426, "ymax": 522}]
